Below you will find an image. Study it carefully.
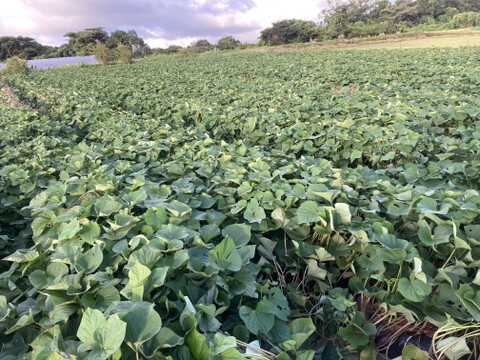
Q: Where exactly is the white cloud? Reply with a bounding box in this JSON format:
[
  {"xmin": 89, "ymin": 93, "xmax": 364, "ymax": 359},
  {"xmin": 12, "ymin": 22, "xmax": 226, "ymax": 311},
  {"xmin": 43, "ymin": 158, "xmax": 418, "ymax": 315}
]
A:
[
  {"xmin": 0, "ymin": 0, "xmax": 327, "ymax": 47},
  {"xmin": 0, "ymin": 0, "xmax": 39, "ymax": 32}
]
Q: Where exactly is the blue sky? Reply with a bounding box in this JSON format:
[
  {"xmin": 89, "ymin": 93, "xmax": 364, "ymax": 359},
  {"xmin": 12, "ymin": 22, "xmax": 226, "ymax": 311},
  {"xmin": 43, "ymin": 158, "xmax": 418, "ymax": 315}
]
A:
[{"xmin": 0, "ymin": 0, "xmax": 327, "ymax": 47}]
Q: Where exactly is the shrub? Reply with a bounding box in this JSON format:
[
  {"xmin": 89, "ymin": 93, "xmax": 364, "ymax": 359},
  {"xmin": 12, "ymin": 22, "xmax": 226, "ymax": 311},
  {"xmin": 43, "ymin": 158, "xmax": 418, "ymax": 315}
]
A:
[
  {"xmin": 165, "ymin": 45, "xmax": 183, "ymax": 54},
  {"xmin": 116, "ymin": 43, "xmax": 133, "ymax": 64},
  {"xmin": 92, "ymin": 41, "xmax": 111, "ymax": 65},
  {"xmin": 450, "ymin": 12, "xmax": 480, "ymax": 28},
  {"xmin": 189, "ymin": 39, "xmax": 214, "ymax": 53},
  {"xmin": 4, "ymin": 56, "xmax": 29, "ymax": 74},
  {"xmin": 216, "ymin": 36, "xmax": 240, "ymax": 50},
  {"xmin": 260, "ymin": 19, "xmax": 321, "ymax": 45}
]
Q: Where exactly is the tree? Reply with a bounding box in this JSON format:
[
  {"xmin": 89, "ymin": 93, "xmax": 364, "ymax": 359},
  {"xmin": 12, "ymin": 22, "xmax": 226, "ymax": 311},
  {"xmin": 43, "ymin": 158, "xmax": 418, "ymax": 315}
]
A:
[
  {"xmin": 260, "ymin": 19, "xmax": 320, "ymax": 45},
  {"xmin": 0, "ymin": 36, "xmax": 48, "ymax": 61},
  {"xmin": 92, "ymin": 41, "xmax": 111, "ymax": 65},
  {"xmin": 63, "ymin": 27, "xmax": 109, "ymax": 56},
  {"xmin": 116, "ymin": 43, "xmax": 133, "ymax": 64},
  {"xmin": 4, "ymin": 56, "xmax": 29, "ymax": 74},
  {"xmin": 390, "ymin": 0, "xmax": 420, "ymax": 23},
  {"xmin": 107, "ymin": 29, "xmax": 150, "ymax": 58},
  {"xmin": 165, "ymin": 45, "xmax": 183, "ymax": 54},
  {"xmin": 189, "ymin": 39, "xmax": 214, "ymax": 53},
  {"xmin": 216, "ymin": 36, "xmax": 240, "ymax": 50}
]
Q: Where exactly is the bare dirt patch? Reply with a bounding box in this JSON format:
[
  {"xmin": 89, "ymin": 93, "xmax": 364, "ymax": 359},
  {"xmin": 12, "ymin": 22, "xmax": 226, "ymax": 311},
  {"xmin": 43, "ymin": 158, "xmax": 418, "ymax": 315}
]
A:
[{"xmin": 0, "ymin": 79, "xmax": 38, "ymax": 112}]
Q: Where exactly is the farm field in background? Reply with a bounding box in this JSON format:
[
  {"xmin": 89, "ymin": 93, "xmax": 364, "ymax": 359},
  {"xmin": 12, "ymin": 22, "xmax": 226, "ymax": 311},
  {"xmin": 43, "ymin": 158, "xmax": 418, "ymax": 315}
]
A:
[
  {"xmin": 347, "ymin": 32, "xmax": 480, "ymax": 49},
  {"xmin": 1, "ymin": 48, "xmax": 480, "ymax": 359}
]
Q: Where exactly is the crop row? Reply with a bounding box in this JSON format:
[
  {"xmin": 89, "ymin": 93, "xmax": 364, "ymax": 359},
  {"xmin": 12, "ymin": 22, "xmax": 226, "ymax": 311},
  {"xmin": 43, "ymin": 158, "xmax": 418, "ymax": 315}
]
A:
[{"xmin": 1, "ymin": 48, "xmax": 480, "ymax": 359}]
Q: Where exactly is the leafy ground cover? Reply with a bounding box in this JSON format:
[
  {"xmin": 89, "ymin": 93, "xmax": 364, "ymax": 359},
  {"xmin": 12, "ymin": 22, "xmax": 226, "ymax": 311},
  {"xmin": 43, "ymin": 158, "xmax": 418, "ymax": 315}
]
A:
[{"xmin": 1, "ymin": 47, "xmax": 480, "ymax": 359}]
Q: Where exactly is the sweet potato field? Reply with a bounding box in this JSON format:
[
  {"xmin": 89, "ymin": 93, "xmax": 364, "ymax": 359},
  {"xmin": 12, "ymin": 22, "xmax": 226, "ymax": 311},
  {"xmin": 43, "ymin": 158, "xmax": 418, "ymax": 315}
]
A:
[{"xmin": 1, "ymin": 48, "xmax": 480, "ymax": 359}]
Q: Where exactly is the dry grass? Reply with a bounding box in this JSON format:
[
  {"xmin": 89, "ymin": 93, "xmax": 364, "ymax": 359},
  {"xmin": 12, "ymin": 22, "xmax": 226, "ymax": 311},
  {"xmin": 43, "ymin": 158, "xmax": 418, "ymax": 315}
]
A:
[
  {"xmin": 347, "ymin": 33, "xmax": 480, "ymax": 50},
  {"xmin": 252, "ymin": 29, "xmax": 480, "ymax": 53}
]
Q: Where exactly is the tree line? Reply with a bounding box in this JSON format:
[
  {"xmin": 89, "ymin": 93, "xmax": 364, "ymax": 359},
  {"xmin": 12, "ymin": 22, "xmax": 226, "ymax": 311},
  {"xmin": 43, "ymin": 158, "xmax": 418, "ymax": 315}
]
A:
[
  {"xmin": 0, "ymin": 28, "xmax": 150, "ymax": 62},
  {"xmin": 260, "ymin": 0, "xmax": 480, "ymax": 44},
  {"xmin": 0, "ymin": 28, "xmax": 245, "ymax": 62},
  {"xmin": 1, "ymin": 0, "xmax": 480, "ymax": 61}
]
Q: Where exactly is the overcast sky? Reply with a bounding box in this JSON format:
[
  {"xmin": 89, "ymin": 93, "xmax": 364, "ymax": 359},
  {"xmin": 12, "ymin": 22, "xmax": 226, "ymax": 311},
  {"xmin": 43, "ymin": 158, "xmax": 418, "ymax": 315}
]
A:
[{"xmin": 0, "ymin": 0, "xmax": 327, "ymax": 48}]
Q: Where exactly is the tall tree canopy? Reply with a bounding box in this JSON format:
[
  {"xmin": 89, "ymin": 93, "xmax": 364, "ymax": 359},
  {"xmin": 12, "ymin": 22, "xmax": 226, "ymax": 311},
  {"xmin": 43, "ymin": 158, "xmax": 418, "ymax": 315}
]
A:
[
  {"xmin": 61, "ymin": 27, "xmax": 109, "ymax": 56},
  {"xmin": 0, "ymin": 36, "xmax": 53, "ymax": 61},
  {"xmin": 106, "ymin": 30, "xmax": 150, "ymax": 57},
  {"xmin": 319, "ymin": 0, "xmax": 480, "ymax": 38},
  {"xmin": 260, "ymin": 19, "xmax": 321, "ymax": 45}
]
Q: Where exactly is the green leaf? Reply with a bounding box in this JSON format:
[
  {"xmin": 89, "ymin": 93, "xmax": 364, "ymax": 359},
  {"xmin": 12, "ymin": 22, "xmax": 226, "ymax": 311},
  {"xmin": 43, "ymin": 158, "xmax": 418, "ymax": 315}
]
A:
[
  {"xmin": 76, "ymin": 244, "xmax": 103, "ymax": 274},
  {"xmin": 380, "ymin": 151, "xmax": 396, "ymax": 161},
  {"xmin": 200, "ymin": 224, "xmax": 221, "ymax": 242},
  {"xmin": 456, "ymin": 284, "xmax": 480, "ymax": 321},
  {"xmin": 211, "ymin": 333, "xmax": 237, "ymax": 355},
  {"xmin": 244, "ymin": 199, "xmax": 266, "ymax": 223},
  {"xmin": 5, "ymin": 309, "xmax": 35, "ymax": 334},
  {"xmin": 297, "ymin": 201, "xmax": 321, "ymax": 224},
  {"xmin": 358, "ymin": 246, "xmax": 385, "ymax": 272},
  {"xmin": 397, "ymin": 278, "xmax": 432, "ymax": 302},
  {"xmin": 185, "ymin": 327, "xmax": 210, "ymax": 360},
  {"xmin": 306, "ymin": 259, "xmax": 327, "ymax": 280},
  {"xmin": 196, "ymin": 303, "xmax": 221, "ymax": 332},
  {"xmin": 334, "ymin": 203, "xmax": 351, "ymax": 224},
  {"xmin": 269, "ymin": 288, "xmax": 291, "ymax": 321},
  {"xmin": 417, "ymin": 198, "xmax": 438, "ymax": 214},
  {"xmin": 128, "ymin": 262, "xmax": 151, "ymax": 287},
  {"xmin": 435, "ymin": 337, "xmax": 471, "ymax": 360},
  {"xmin": 58, "ymin": 219, "xmax": 81, "ymax": 241},
  {"xmin": 338, "ymin": 320, "xmax": 375, "ymax": 348},
  {"xmin": 4, "ymin": 249, "xmax": 40, "ymax": 263},
  {"xmin": 0, "ymin": 295, "xmax": 9, "ymax": 321},
  {"xmin": 31, "ymin": 211, "xmax": 56, "ymax": 237},
  {"xmin": 297, "ymin": 350, "xmax": 315, "ymax": 360},
  {"xmin": 222, "ymin": 224, "xmax": 251, "ymax": 247},
  {"xmin": 350, "ymin": 149, "xmax": 362, "ymax": 162},
  {"xmin": 122, "ymin": 303, "xmax": 162, "ymax": 348},
  {"xmin": 79, "ymin": 222, "xmax": 101, "ymax": 244},
  {"xmin": 239, "ymin": 300, "xmax": 275, "ymax": 335},
  {"xmin": 289, "ymin": 318, "xmax": 316, "ymax": 349},
  {"xmin": 77, "ymin": 308, "xmax": 126, "ymax": 359},
  {"xmin": 94, "ymin": 198, "xmax": 122, "ymax": 217},
  {"xmin": 360, "ymin": 346, "xmax": 377, "ymax": 360},
  {"xmin": 146, "ymin": 267, "xmax": 169, "ymax": 291},
  {"xmin": 144, "ymin": 208, "xmax": 168, "ymax": 230},
  {"xmin": 179, "ymin": 296, "xmax": 198, "ymax": 331},
  {"xmin": 163, "ymin": 200, "xmax": 192, "ymax": 217},
  {"xmin": 319, "ymin": 342, "xmax": 342, "ymax": 360},
  {"xmin": 123, "ymin": 188, "xmax": 148, "ymax": 206},
  {"xmin": 39, "ymin": 304, "xmax": 77, "ymax": 327},
  {"xmin": 402, "ymin": 344, "xmax": 429, "ymax": 360},
  {"xmin": 209, "ymin": 236, "xmax": 242, "ymax": 272},
  {"xmin": 82, "ymin": 287, "xmax": 121, "ymax": 311},
  {"xmin": 140, "ymin": 327, "xmax": 184, "ymax": 358}
]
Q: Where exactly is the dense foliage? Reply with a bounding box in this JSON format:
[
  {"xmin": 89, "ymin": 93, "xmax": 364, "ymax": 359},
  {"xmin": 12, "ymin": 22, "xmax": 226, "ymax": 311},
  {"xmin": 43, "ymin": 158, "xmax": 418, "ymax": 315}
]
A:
[
  {"xmin": 259, "ymin": 0, "xmax": 480, "ymax": 44},
  {"xmin": 319, "ymin": 0, "xmax": 480, "ymax": 39},
  {"xmin": 0, "ymin": 28, "xmax": 151, "ymax": 62},
  {"xmin": 56, "ymin": 28, "xmax": 151, "ymax": 59},
  {"xmin": 216, "ymin": 37, "xmax": 241, "ymax": 51},
  {"xmin": 260, "ymin": 20, "xmax": 320, "ymax": 46},
  {"xmin": 1, "ymin": 47, "xmax": 480, "ymax": 359},
  {"xmin": 0, "ymin": 36, "xmax": 56, "ymax": 61},
  {"xmin": 2, "ymin": 56, "xmax": 30, "ymax": 75}
]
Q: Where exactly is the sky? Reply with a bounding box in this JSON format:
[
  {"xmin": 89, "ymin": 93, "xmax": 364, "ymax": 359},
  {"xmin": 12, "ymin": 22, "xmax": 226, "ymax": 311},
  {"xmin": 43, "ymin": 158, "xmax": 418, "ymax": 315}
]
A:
[{"xmin": 0, "ymin": 0, "xmax": 327, "ymax": 48}]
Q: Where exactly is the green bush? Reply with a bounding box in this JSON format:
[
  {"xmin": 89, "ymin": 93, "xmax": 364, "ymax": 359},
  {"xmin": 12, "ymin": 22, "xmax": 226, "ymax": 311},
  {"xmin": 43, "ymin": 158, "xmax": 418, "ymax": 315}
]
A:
[
  {"xmin": 92, "ymin": 41, "xmax": 112, "ymax": 65},
  {"xmin": 189, "ymin": 39, "xmax": 214, "ymax": 53},
  {"xmin": 116, "ymin": 43, "xmax": 133, "ymax": 64},
  {"xmin": 450, "ymin": 12, "xmax": 480, "ymax": 28},
  {"xmin": 216, "ymin": 36, "xmax": 240, "ymax": 50},
  {"xmin": 4, "ymin": 56, "xmax": 29, "ymax": 74},
  {"xmin": 260, "ymin": 19, "xmax": 320, "ymax": 45}
]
